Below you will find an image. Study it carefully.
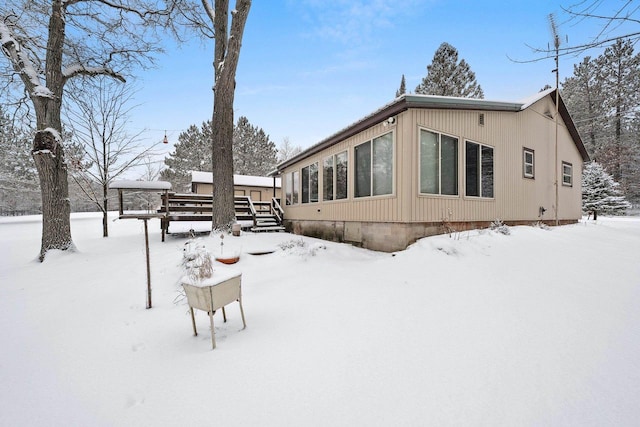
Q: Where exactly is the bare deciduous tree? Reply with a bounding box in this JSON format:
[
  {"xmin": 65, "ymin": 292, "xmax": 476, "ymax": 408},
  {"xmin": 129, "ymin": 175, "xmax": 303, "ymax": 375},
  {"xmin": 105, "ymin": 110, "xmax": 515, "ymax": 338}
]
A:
[
  {"xmin": 65, "ymin": 77, "xmax": 160, "ymax": 238},
  {"xmin": 0, "ymin": 0, "xmax": 203, "ymax": 261},
  {"xmin": 518, "ymin": 1, "xmax": 640, "ymax": 61}
]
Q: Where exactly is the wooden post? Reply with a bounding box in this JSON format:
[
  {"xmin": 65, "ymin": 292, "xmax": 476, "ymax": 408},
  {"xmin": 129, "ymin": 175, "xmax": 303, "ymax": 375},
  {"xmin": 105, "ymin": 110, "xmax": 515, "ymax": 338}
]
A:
[
  {"xmin": 118, "ymin": 190, "xmax": 124, "ymax": 217},
  {"xmin": 161, "ymin": 189, "xmax": 169, "ymax": 242},
  {"xmin": 143, "ymin": 218, "xmax": 152, "ymax": 309}
]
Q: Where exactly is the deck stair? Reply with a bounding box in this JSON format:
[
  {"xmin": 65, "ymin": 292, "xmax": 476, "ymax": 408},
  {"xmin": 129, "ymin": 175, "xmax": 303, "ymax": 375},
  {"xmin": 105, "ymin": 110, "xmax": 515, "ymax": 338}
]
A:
[
  {"xmin": 234, "ymin": 196, "xmax": 285, "ymax": 232},
  {"xmin": 158, "ymin": 193, "xmax": 284, "ymax": 235}
]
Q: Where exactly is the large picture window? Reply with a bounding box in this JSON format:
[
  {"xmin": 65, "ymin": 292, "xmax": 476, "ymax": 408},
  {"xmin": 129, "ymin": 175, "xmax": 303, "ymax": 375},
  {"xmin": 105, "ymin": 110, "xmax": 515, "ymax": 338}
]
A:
[
  {"xmin": 323, "ymin": 151, "xmax": 348, "ymax": 201},
  {"xmin": 301, "ymin": 163, "xmax": 318, "ymax": 203},
  {"xmin": 355, "ymin": 132, "xmax": 393, "ymax": 198},
  {"xmin": 465, "ymin": 141, "xmax": 494, "ymax": 198},
  {"xmin": 419, "ymin": 129, "xmax": 458, "ymax": 195}
]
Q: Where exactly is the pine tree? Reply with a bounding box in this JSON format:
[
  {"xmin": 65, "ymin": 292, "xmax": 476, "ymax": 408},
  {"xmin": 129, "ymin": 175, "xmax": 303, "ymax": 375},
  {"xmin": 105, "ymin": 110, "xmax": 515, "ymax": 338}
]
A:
[
  {"xmin": 395, "ymin": 74, "xmax": 406, "ymax": 98},
  {"xmin": 415, "ymin": 42, "xmax": 484, "ymax": 98},
  {"xmin": 161, "ymin": 116, "xmax": 277, "ymax": 191},
  {"xmin": 161, "ymin": 122, "xmax": 213, "ymax": 192},
  {"xmin": 598, "ymin": 39, "xmax": 640, "ymax": 184},
  {"xmin": 0, "ymin": 109, "xmax": 40, "ymax": 215},
  {"xmin": 561, "ymin": 56, "xmax": 607, "ymax": 159},
  {"xmin": 562, "ymin": 39, "xmax": 640, "ymax": 205},
  {"xmin": 233, "ymin": 116, "xmax": 278, "ymax": 176},
  {"xmin": 582, "ymin": 162, "xmax": 631, "ymax": 219}
]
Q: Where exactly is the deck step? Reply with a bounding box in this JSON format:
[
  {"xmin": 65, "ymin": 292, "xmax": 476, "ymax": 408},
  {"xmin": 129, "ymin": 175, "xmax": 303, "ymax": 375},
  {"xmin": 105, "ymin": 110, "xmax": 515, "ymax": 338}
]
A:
[{"xmin": 250, "ymin": 225, "xmax": 285, "ymax": 232}]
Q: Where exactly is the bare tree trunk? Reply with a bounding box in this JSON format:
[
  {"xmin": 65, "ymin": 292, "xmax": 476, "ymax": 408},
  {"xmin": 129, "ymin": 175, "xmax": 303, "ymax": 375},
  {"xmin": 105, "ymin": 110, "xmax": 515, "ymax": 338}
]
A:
[
  {"xmin": 32, "ymin": 130, "xmax": 73, "ymax": 261},
  {"xmin": 102, "ymin": 182, "xmax": 109, "ymax": 237},
  {"xmin": 210, "ymin": 0, "xmax": 251, "ymax": 231},
  {"xmin": 211, "ymin": 86, "xmax": 236, "ymax": 229},
  {"xmin": 30, "ymin": 0, "xmax": 74, "ymax": 260}
]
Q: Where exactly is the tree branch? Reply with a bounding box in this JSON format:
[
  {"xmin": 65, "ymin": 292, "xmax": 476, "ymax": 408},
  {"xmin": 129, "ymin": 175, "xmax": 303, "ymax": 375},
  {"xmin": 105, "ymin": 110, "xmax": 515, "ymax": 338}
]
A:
[{"xmin": 62, "ymin": 64, "xmax": 126, "ymax": 83}]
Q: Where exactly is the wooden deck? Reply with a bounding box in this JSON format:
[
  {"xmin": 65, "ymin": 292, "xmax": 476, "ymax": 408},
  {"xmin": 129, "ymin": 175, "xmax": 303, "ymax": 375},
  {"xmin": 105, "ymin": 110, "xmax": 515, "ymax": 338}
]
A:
[{"xmin": 158, "ymin": 193, "xmax": 285, "ymax": 235}]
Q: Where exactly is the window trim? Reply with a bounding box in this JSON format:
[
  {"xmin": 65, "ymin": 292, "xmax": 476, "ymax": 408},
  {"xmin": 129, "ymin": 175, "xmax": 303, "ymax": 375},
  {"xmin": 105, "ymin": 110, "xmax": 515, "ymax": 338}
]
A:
[
  {"xmin": 523, "ymin": 148, "xmax": 535, "ymax": 179},
  {"xmin": 354, "ymin": 131, "xmax": 395, "ymax": 199},
  {"xmin": 418, "ymin": 127, "xmax": 460, "ymax": 197},
  {"xmin": 292, "ymin": 170, "xmax": 299, "ymax": 204},
  {"xmin": 562, "ymin": 161, "xmax": 573, "ymax": 187},
  {"xmin": 301, "ymin": 162, "xmax": 319, "ymax": 204},
  {"xmin": 464, "ymin": 140, "xmax": 494, "ymax": 199},
  {"xmin": 323, "ymin": 150, "xmax": 348, "ymax": 202},
  {"xmin": 285, "ymin": 172, "xmax": 293, "ymax": 205}
]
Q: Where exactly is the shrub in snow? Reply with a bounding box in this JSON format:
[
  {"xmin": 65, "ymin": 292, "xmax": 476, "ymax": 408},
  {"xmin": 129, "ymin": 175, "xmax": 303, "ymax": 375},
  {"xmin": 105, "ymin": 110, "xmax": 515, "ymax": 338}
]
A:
[
  {"xmin": 490, "ymin": 219, "xmax": 510, "ymax": 235},
  {"xmin": 531, "ymin": 221, "xmax": 550, "ymax": 230},
  {"xmin": 582, "ymin": 162, "xmax": 631, "ymax": 219},
  {"xmin": 181, "ymin": 238, "xmax": 213, "ymax": 283},
  {"xmin": 278, "ymin": 238, "xmax": 326, "ymax": 257}
]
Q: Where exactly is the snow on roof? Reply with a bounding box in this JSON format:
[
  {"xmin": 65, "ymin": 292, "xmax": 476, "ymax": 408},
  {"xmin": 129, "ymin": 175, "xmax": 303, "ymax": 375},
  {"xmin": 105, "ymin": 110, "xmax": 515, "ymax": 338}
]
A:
[
  {"xmin": 519, "ymin": 87, "xmax": 555, "ymax": 110},
  {"xmin": 109, "ymin": 180, "xmax": 172, "ymax": 190},
  {"xmin": 191, "ymin": 171, "xmax": 281, "ymax": 188}
]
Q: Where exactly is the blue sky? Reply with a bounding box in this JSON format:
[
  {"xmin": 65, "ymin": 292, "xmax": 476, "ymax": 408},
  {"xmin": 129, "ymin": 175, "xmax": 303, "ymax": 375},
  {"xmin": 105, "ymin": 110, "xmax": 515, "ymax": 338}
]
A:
[{"xmin": 131, "ymin": 0, "xmax": 630, "ymax": 157}]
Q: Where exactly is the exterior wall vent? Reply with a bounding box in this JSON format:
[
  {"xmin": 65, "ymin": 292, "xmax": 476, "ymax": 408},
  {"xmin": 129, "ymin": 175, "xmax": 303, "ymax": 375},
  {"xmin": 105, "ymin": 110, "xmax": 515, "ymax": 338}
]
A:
[{"xmin": 478, "ymin": 113, "xmax": 485, "ymax": 126}]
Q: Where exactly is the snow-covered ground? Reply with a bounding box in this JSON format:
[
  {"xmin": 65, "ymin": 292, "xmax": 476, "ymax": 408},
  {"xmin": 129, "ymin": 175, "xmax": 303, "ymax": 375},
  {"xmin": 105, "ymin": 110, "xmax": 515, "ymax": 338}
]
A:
[{"xmin": 1, "ymin": 213, "xmax": 639, "ymax": 426}]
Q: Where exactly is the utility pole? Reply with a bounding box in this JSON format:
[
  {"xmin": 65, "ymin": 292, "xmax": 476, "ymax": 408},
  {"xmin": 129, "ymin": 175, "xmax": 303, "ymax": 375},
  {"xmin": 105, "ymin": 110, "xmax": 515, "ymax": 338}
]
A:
[{"xmin": 550, "ymin": 14, "xmax": 560, "ymax": 226}]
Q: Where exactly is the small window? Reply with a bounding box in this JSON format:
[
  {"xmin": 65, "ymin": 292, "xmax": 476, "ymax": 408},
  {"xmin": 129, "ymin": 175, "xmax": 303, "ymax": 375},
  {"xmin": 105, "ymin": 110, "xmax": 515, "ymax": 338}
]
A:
[
  {"xmin": 562, "ymin": 162, "xmax": 573, "ymax": 186},
  {"xmin": 523, "ymin": 148, "xmax": 535, "ymax": 179}
]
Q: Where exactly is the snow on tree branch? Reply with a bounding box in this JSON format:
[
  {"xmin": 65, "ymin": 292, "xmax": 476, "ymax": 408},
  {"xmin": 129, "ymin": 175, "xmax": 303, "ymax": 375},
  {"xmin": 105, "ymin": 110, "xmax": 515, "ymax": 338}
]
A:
[
  {"xmin": 62, "ymin": 64, "xmax": 126, "ymax": 83},
  {"xmin": 0, "ymin": 19, "xmax": 52, "ymax": 98},
  {"xmin": 201, "ymin": 0, "xmax": 215, "ymax": 26}
]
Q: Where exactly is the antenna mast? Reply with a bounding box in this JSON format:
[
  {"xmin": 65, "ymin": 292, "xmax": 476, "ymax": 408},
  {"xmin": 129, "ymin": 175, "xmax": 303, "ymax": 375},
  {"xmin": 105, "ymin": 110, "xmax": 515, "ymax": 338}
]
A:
[{"xmin": 549, "ymin": 13, "xmax": 560, "ymax": 226}]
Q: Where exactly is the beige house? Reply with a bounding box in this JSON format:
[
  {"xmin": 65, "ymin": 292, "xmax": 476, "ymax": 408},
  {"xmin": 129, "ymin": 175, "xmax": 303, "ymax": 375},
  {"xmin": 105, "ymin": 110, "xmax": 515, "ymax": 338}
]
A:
[
  {"xmin": 272, "ymin": 89, "xmax": 590, "ymax": 252},
  {"xmin": 191, "ymin": 171, "xmax": 281, "ymax": 202}
]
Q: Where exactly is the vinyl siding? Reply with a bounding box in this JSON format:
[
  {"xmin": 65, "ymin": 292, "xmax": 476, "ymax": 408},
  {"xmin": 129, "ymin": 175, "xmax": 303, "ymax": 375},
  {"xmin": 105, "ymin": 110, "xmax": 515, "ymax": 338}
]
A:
[{"xmin": 281, "ymin": 96, "xmax": 584, "ymax": 225}]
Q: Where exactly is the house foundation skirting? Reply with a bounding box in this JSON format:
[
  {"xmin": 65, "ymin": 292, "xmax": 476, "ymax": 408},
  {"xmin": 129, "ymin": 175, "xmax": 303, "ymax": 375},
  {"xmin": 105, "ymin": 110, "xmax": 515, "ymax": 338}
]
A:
[{"xmin": 284, "ymin": 219, "xmax": 578, "ymax": 252}]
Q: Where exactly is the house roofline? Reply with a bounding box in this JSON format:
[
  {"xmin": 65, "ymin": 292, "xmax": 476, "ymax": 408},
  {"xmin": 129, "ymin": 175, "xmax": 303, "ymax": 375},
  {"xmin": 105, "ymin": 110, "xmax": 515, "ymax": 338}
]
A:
[{"xmin": 272, "ymin": 91, "xmax": 589, "ymax": 174}]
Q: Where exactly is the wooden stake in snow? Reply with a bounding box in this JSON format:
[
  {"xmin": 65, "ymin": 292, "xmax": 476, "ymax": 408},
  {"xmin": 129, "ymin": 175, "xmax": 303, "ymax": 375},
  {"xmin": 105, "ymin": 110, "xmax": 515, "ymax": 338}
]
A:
[{"xmin": 143, "ymin": 218, "xmax": 152, "ymax": 309}]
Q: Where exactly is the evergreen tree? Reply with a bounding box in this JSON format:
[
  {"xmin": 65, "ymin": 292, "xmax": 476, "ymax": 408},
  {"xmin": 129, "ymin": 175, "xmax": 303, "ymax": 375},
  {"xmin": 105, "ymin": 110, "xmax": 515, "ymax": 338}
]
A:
[
  {"xmin": 582, "ymin": 162, "xmax": 631, "ymax": 219},
  {"xmin": 598, "ymin": 39, "xmax": 640, "ymax": 184},
  {"xmin": 395, "ymin": 74, "xmax": 406, "ymax": 98},
  {"xmin": 562, "ymin": 39, "xmax": 640, "ymax": 205},
  {"xmin": 561, "ymin": 56, "xmax": 607, "ymax": 159},
  {"xmin": 161, "ymin": 116, "xmax": 277, "ymax": 191},
  {"xmin": 415, "ymin": 42, "xmax": 484, "ymax": 98},
  {"xmin": 233, "ymin": 116, "xmax": 278, "ymax": 176},
  {"xmin": 161, "ymin": 122, "xmax": 213, "ymax": 192},
  {"xmin": 0, "ymin": 108, "xmax": 40, "ymax": 215}
]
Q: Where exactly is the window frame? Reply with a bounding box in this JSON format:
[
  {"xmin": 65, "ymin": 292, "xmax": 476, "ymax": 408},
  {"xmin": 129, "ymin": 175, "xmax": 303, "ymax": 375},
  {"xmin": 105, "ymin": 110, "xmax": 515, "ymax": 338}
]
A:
[
  {"xmin": 354, "ymin": 131, "xmax": 394, "ymax": 199},
  {"xmin": 285, "ymin": 172, "xmax": 293, "ymax": 205},
  {"xmin": 301, "ymin": 162, "xmax": 318, "ymax": 204},
  {"xmin": 562, "ymin": 161, "xmax": 573, "ymax": 187},
  {"xmin": 323, "ymin": 151, "xmax": 348, "ymax": 202},
  {"xmin": 523, "ymin": 148, "xmax": 535, "ymax": 179},
  {"xmin": 292, "ymin": 170, "xmax": 299, "ymax": 204},
  {"xmin": 464, "ymin": 140, "xmax": 494, "ymax": 199},
  {"xmin": 418, "ymin": 128, "xmax": 459, "ymax": 196}
]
